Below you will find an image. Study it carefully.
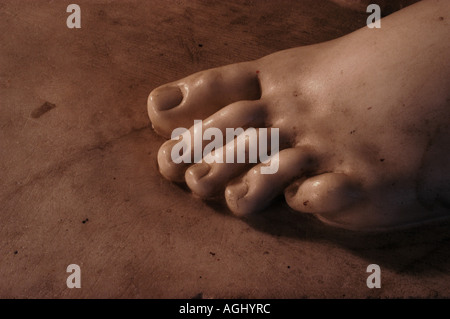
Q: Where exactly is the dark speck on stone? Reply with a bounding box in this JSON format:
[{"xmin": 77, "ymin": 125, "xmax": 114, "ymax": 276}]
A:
[
  {"xmin": 192, "ymin": 292, "xmax": 203, "ymax": 299},
  {"xmin": 31, "ymin": 101, "xmax": 56, "ymax": 119}
]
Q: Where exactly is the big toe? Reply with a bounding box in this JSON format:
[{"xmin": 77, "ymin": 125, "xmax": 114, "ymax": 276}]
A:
[{"xmin": 147, "ymin": 61, "xmax": 261, "ymax": 138}]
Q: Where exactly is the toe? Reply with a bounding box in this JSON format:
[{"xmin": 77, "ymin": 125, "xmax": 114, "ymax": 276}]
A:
[
  {"xmin": 150, "ymin": 85, "xmax": 184, "ymax": 112},
  {"xmin": 148, "ymin": 61, "xmax": 261, "ymax": 138},
  {"xmin": 225, "ymin": 147, "xmax": 316, "ymax": 216},
  {"xmin": 185, "ymin": 127, "xmax": 268, "ymax": 198},
  {"xmin": 157, "ymin": 139, "xmax": 187, "ymax": 182},
  {"xmin": 185, "ymin": 161, "xmax": 248, "ymax": 198},
  {"xmin": 284, "ymin": 172, "xmax": 362, "ymax": 214},
  {"xmin": 158, "ymin": 99, "xmax": 266, "ymax": 183}
]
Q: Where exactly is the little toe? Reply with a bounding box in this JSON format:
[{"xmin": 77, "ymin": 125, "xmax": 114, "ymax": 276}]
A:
[
  {"xmin": 225, "ymin": 147, "xmax": 317, "ymax": 216},
  {"xmin": 284, "ymin": 172, "xmax": 362, "ymax": 214},
  {"xmin": 148, "ymin": 61, "xmax": 261, "ymax": 138}
]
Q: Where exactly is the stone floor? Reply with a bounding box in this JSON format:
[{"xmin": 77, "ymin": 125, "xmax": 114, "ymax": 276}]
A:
[{"xmin": 1, "ymin": 0, "xmax": 449, "ymax": 298}]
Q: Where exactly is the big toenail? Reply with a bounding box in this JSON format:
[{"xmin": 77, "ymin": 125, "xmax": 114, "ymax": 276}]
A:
[
  {"xmin": 188, "ymin": 163, "xmax": 211, "ymax": 180},
  {"xmin": 150, "ymin": 85, "xmax": 183, "ymax": 111}
]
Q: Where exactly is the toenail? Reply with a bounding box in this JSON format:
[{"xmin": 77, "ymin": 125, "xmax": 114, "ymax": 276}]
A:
[
  {"xmin": 226, "ymin": 181, "xmax": 249, "ymax": 200},
  {"xmin": 188, "ymin": 162, "xmax": 211, "ymax": 180},
  {"xmin": 150, "ymin": 85, "xmax": 183, "ymax": 111}
]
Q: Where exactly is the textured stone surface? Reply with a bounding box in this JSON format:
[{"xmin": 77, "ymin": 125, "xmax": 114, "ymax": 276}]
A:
[{"xmin": 1, "ymin": 0, "xmax": 448, "ymax": 298}]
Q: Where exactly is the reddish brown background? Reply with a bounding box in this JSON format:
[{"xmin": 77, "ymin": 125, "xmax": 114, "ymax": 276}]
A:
[{"xmin": 1, "ymin": 0, "xmax": 449, "ymax": 298}]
